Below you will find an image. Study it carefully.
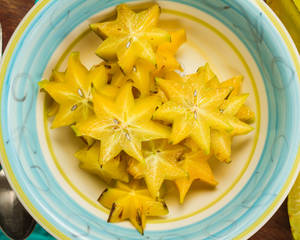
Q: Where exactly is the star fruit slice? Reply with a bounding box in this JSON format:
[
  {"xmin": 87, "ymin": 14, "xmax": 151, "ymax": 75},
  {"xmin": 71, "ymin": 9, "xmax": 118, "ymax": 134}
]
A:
[
  {"xmin": 74, "ymin": 83, "xmax": 170, "ymax": 164},
  {"xmin": 39, "ymin": 52, "xmax": 110, "ymax": 128},
  {"xmin": 128, "ymin": 139, "xmax": 187, "ymax": 198},
  {"xmin": 153, "ymin": 73, "xmax": 233, "ymax": 154},
  {"xmin": 74, "ymin": 142, "xmax": 128, "ymax": 183},
  {"xmin": 91, "ymin": 4, "xmax": 170, "ymax": 73},
  {"xmin": 175, "ymin": 150, "xmax": 217, "ymax": 203},
  {"xmin": 98, "ymin": 181, "xmax": 168, "ymax": 234}
]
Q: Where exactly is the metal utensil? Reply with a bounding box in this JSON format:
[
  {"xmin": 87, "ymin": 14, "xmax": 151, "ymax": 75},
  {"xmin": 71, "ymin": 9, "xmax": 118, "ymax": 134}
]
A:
[
  {"xmin": 0, "ymin": 23, "xmax": 37, "ymax": 240},
  {"xmin": 0, "ymin": 170, "xmax": 36, "ymax": 240}
]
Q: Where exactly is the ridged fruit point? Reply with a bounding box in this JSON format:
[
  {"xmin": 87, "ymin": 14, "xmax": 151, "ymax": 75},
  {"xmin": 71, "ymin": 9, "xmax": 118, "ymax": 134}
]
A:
[
  {"xmin": 288, "ymin": 174, "xmax": 300, "ymax": 240},
  {"xmin": 98, "ymin": 181, "xmax": 169, "ymax": 234},
  {"xmin": 90, "ymin": 4, "xmax": 170, "ymax": 73},
  {"xmin": 110, "ymin": 59, "xmax": 156, "ymax": 97},
  {"xmin": 74, "ymin": 142, "xmax": 129, "ymax": 183},
  {"xmin": 155, "ymin": 29, "xmax": 187, "ymax": 74},
  {"xmin": 128, "ymin": 139, "xmax": 187, "ymax": 198},
  {"xmin": 211, "ymin": 93, "xmax": 253, "ymax": 163},
  {"xmin": 39, "ymin": 52, "xmax": 109, "ymax": 128},
  {"xmin": 74, "ymin": 83, "xmax": 170, "ymax": 164},
  {"xmin": 175, "ymin": 149, "xmax": 217, "ymax": 203},
  {"xmin": 219, "ymin": 75, "xmax": 255, "ymax": 123}
]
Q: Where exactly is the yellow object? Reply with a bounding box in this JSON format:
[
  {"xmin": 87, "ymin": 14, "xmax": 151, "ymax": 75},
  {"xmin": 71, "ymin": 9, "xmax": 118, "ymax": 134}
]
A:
[
  {"xmin": 127, "ymin": 139, "xmax": 186, "ymax": 198},
  {"xmin": 156, "ymin": 29, "xmax": 187, "ymax": 73},
  {"xmin": 74, "ymin": 83, "xmax": 170, "ymax": 164},
  {"xmin": 288, "ymin": 174, "xmax": 300, "ymax": 240},
  {"xmin": 98, "ymin": 181, "xmax": 168, "ymax": 234},
  {"xmin": 110, "ymin": 59, "xmax": 155, "ymax": 97},
  {"xmin": 265, "ymin": 0, "xmax": 300, "ymax": 51},
  {"xmin": 75, "ymin": 142, "xmax": 128, "ymax": 183},
  {"xmin": 212, "ymin": 88, "xmax": 253, "ymax": 163},
  {"xmin": 39, "ymin": 52, "xmax": 109, "ymax": 128},
  {"xmin": 154, "ymin": 70, "xmax": 233, "ymax": 154},
  {"xmin": 175, "ymin": 150, "xmax": 217, "ymax": 203},
  {"xmin": 91, "ymin": 4, "xmax": 170, "ymax": 73}
]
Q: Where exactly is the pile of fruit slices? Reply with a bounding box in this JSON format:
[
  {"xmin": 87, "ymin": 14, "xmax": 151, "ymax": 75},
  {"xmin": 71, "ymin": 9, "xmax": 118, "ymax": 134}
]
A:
[{"xmin": 39, "ymin": 4, "xmax": 255, "ymax": 234}]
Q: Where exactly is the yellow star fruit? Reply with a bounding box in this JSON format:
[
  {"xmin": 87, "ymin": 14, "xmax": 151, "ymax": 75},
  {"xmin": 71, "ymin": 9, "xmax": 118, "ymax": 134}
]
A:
[
  {"xmin": 74, "ymin": 83, "xmax": 170, "ymax": 164},
  {"xmin": 175, "ymin": 150, "xmax": 217, "ymax": 203},
  {"xmin": 153, "ymin": 72, "xmax": 233, "ymax": 154},
  {"xmin": 74, "ymin": 142, "xmax": 128, "ymax": 183},
  {"xmin": 98, "ymin": 181, "xmax": 168, "ymax": 234},
  {"xmin": 127, "ymin": 139, "xmax": 187, "ymax": 198},
  {"xmin": 39, "ymin": 52, "xmax": 109, "ymax": 128},
  {"xmin": 91, "ymin": 4, "xmax": 170, "ymax": 73}
]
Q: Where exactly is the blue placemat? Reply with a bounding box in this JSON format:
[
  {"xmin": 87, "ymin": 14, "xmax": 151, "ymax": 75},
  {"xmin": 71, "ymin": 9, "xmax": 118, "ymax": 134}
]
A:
[{"xmin": 0, "ymin": 1, "xmax": 54, "ymax": 238}]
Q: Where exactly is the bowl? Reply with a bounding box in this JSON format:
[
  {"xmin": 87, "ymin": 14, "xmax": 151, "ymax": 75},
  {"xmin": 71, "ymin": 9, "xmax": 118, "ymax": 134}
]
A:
[{"xmin": 0, "ymin": 0, "xmax": 299, "ymax": 239}]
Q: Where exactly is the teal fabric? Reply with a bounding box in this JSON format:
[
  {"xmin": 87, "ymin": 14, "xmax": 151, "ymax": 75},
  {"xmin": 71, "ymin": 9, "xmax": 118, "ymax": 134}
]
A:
[
  {"xmin": 0, "ymin": 225, "xmax": 54, "ymax": 240},
  {"xmin": 0, "ymin": 2, "xmax": 52, "ymax": 240}
]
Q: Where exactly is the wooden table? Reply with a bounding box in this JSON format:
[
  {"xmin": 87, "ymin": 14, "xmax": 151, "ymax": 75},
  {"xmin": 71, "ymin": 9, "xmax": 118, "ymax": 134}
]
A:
[{"xmin": 0, "ymin": 0, "xmax": 294, "ymax": 239}]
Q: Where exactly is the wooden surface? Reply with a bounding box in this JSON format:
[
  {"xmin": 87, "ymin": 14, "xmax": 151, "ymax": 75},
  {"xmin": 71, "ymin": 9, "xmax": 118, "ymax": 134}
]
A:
[{"xmin": 0, "ymin": 0, "xmax": 294, "ymax": 239}]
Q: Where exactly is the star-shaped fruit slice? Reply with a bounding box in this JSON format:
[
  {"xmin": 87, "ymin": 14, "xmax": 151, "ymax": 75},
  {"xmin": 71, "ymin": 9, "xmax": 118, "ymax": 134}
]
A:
[
  {"xmin": 155, "ymin": 29, "xmax": 186, "ymax": 73},
  {"xmin": 39, "ymin": 52, "xmax": 109, "ymax": 128},
  {"xmin": 128, "ymin": 140, "xmax": 186, "ymax": 198},
  {"xmin": 174, "ymin": 150, "xmax": 217, "ymax": 203},
  {"xmin": 75, "ymin": 142, "xmax": 128, "ymax": 183},
  {"xmin": 74, "ymin": 83, "xmax": 170, "ymax": 164},
  {"xmin": 153, "ymin": 73, "xmax": 233, "ymax": 154},
  {"xmin": 211, "ymin": 94, "xmax": 253, "ymax": 163},
  {"xmin": 98, "ymin": 181, "xmax": 168, "ymax": 234},
  {"xmin": 91, "ymin": 4, "xmax": 170, "ymax": 73}
]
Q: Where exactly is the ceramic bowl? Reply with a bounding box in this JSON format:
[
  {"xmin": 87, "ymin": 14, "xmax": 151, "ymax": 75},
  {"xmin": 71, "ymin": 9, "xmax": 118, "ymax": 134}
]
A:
[{"xmin": 0, "ymin": 0, "xmax": 299, "ymax": 239}]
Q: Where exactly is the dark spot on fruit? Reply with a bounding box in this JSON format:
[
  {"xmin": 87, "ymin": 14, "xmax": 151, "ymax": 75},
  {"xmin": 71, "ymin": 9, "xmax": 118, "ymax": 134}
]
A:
[
  {"xmin": 119, "ymin": 67, "xmax": 125, "ymax": 75},
  {"xmin": 118, "ymin": 210, "xmax": 123, "ymax": 218},
  {"xmin": 132, "ymin": 86, "xmax": 141, "ymax": 98},
  {"xmin": 98, "ymin": 188, "xmax": 108, "ymax": 201},
  {"xmin": 136, "ymin": 210, "xmax": 143, "ymax": 227},
  {"xmin": 104, "ymin": 64, "xmax": 112, "ymax": 69},
  {"xmin": 225, "ymin": 87, "xmax": 234, "ymax": 100},
  {"xmin": 80, "ymin": 136, "xmax": 88, "ymax": 144},
  {"xmin": 87, "ymin": 141, "xmax": 96, "ymax": 150},
  {"xmin": 162, "ymin": 201, "xmax": 168, "ymax": 210},
  {"xmin": 108, "ymin": 203, "xmax": 116, "ymax": 222},
  {"xmin": 178, "ymin": 154, "xmax": 185, "ymax": 162}
]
